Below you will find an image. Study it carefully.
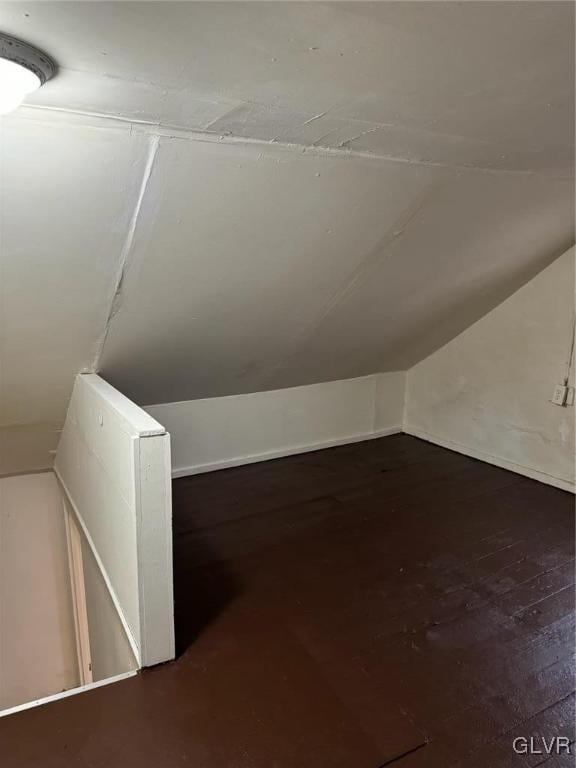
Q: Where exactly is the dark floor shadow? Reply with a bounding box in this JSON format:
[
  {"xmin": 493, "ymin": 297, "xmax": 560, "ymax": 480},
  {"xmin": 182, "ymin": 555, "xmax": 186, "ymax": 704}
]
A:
[{"xmin": 172, "ymin": 516, "xmax": 243, "ymax": 659}]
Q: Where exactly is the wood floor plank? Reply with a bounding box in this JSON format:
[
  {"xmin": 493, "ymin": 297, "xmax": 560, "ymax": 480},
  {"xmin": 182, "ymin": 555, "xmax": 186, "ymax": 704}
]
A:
[{"xmin": 0, "ymin": 435, "xmax": 573, "ymax": 768}]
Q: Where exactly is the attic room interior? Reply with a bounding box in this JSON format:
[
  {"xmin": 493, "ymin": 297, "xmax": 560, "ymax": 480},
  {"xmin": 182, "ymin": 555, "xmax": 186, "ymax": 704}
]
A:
[{"xmin": 0, "ymin": 1, "xmax": 574, "ymax": 766}]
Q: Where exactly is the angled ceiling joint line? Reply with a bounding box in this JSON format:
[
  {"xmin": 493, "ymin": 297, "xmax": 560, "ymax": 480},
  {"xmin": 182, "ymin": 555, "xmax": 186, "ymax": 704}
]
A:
[
  {"xmin": 260, "ymin": 179, "xmax": 447, "ymax": 387},
  {"xmin": 19, "ymin": 104, "xmax": 569, "ymax": 179},
  {"xmin": 89, "ymin": 133, "xmax": 161, "ymax": 373},
  {"xmin": 200, "ymin": 101, "xmax": 250, "ymax": 133}
]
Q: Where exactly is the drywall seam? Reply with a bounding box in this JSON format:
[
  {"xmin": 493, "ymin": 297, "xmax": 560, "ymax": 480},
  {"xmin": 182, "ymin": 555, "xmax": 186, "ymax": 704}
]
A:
[
  {"xmin": 0, "ymin": 670, "xmax": 138, "ymax": 720},
  {"xmin": 18, "ymin": 105, "xmax": 572, "ymax": 179},
  {"xmin": 171, "ymin": 426, "xmax": 401, "ymax": 478},
  {"xmin": 54, "ymin": 468, "xmax": 142, "ymax": 665},
  {"xmin": 404, "ymin": 425, "xmax": 575, "ymax": 493},
  {"xmin": 89, "ymin": 134, "xmax": 160, "ymax": 372}
]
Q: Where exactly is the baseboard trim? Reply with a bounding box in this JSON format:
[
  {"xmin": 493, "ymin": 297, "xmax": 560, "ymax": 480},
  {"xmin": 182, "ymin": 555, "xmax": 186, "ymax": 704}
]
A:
[
  {"xmin": 172, "ymin": 426, "xmax": 402, "ymax": 478},
  {"xmin": 0, "ymin": 670, "xmax": 138, "ymax": 720},
  {"xmin": 54, "ymin": 468, "xmax": 142, "ymax": 666},
  {"xmin": 404, "ymin": 425, "xmax": 575, "ymax": 494}
]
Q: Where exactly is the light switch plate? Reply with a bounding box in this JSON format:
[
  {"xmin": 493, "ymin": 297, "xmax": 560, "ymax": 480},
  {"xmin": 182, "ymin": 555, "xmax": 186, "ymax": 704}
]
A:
[{"xmin": 551, "ymin": 385, "xmax": 568, "ymax": 406}]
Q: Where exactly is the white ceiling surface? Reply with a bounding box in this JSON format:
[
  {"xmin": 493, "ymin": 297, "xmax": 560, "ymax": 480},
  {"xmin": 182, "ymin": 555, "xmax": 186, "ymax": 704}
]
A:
[
  {"xmin": 0, "ymin": 1, "xmax": 573, "ymax": 173},
  {"xmin": 0, "ymin": 2, "xmax": 574, "ymax": 452},
  {"xmin": 0, "ymin": 118, "xmax": 149, "ymax": 426},
  {"xmin": 98, "ymin": 137, "xmax": 573, "ymax": 402}
]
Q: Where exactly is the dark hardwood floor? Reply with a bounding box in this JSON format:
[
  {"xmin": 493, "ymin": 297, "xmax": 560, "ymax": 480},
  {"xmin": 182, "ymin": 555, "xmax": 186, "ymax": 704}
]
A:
[{"xmin": 1, "ymin": 434, "xmax": 574, "ymax": 767}]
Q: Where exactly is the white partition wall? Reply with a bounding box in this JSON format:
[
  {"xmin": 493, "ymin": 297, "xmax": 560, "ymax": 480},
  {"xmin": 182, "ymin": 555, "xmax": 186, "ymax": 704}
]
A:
[
  {"xmin": 404, "ymin": 248, "xmax": 575, "ymax": 492},
  {"xmin": 0, "ymin": 473, "xmax": 80, "ymax": 710},
  {"xmin": 54, "ymin": 374, "xmax": 174, "ymax": 668},
  {"xmin": 146, "ymin": 373, "xmax": 405, "ymax": 478}
]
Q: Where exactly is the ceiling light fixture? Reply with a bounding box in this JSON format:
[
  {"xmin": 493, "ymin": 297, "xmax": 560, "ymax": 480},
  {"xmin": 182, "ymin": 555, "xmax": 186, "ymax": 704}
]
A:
[{"xmin": 0, "ymin": 33, "xmax": 56, "ymax": 115}]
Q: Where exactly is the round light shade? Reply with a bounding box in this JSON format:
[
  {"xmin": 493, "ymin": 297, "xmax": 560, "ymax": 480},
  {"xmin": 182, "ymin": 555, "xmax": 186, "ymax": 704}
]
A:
[
  {"xmin": 0, "ymin": 58, "xmax": 41, "ymax": 114},
  {"xmin": 0, "ymin": 33, "xmax": 56, "ymax": 115}
]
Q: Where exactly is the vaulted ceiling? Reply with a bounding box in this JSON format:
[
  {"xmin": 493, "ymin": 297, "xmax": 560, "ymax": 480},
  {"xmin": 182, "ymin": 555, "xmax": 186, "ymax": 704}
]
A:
[{"xmin": 0, "ymin": 1, "xmax": 574, "ymax": 471}]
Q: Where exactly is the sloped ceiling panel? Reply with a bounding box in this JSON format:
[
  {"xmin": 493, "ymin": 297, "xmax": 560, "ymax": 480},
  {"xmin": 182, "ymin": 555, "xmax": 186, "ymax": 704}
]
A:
[
  {"xmin": 0, "ymin": 116, "xmax": 150, "ymax": 470},
  {"xmin": 267, "ymin": 172, "xmax": 574, "ymax": 389},
  {"xmin": 98, "ymin": 136, "xmax": 574, "ymax": 404},
  {"xmin": 98, "ymin": 137, "xmax": 442, "ymax": 402}
]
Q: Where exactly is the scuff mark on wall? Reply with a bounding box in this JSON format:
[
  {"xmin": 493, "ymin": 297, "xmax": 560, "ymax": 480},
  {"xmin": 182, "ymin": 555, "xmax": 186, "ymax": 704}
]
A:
[
  {"xmin": 300, "ymin": 111, "xmax": 328, "ymax": 126},
  {"xmin": 337, "ymin": 126, "xmax": 381, "ymax": 149}
]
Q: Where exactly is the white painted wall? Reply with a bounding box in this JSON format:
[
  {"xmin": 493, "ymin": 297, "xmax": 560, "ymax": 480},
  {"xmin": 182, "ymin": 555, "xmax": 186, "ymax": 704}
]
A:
[
  {"xmin": 145, "ymin": 372, "xmax": 404, "ymax": 477},
  {"xmin": 0, "ymin": 424, "xmax": 61, "ymax": 476},
  {"xmin": 80, "ymin": 534, "xmax": 137, "ymax": 682},
  {"xmin": 0, "ymin": 472, "xmax": 78, "ymax": 710},
  {"xmin": 55, "ymin": 374, "xmax": 174, "ymax": 667},
  {"xmin": 404, "ymin": 248, "xmax": 575, "ymax": 492}
]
